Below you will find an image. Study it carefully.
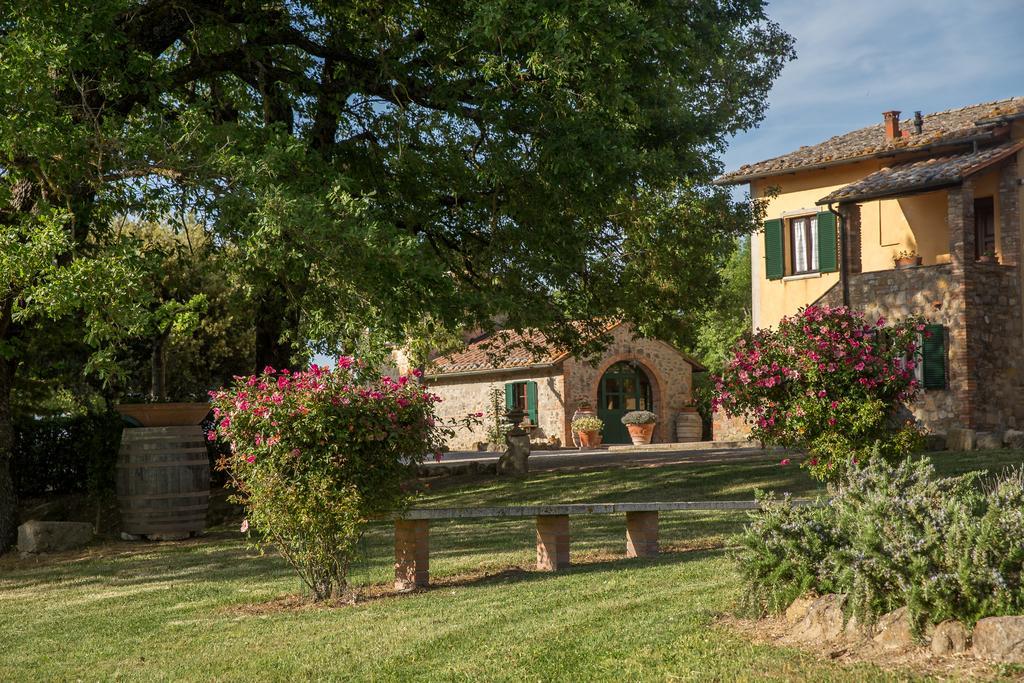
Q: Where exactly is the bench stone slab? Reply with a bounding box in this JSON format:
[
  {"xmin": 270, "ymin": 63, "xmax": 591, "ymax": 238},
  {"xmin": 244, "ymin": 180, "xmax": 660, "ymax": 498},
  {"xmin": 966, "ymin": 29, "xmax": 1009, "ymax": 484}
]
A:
[{"xmin": 401, "ymin": 501, "xmax": 764, "ymax": 519}]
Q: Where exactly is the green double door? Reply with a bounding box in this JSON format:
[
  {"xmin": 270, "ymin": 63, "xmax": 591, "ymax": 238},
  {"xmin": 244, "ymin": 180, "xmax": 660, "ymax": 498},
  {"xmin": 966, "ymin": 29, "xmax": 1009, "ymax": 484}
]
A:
[{"xmin": 597, "ymin": 361, "xmax": 653, "ymax": 444}]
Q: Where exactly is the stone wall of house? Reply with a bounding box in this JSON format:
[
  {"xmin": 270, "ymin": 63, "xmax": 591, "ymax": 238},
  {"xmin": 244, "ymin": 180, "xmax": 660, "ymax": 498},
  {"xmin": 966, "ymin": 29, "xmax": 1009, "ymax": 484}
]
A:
[
  {"xmin": 816, "ymin": 264, "xmax": 963, "ymax": 433},
  {"xmin": 428, "ymin": 368, "xmax": 565, "ymax": 451},
  {"xmin": 562, "ymin": 325, "xmax": 695, "ymax": 445},
  {"xmin": 711, "ymin": 410, "xmax": 755, "ymax": 443}
]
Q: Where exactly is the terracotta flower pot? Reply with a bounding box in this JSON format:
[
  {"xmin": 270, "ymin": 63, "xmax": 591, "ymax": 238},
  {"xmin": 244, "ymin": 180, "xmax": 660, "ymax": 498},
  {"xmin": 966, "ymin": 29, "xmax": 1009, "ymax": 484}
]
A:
[
  {"xmin": 626, "ymin": 422, "xmax": 655, "ymax": 446},
  {"xmin": 894, "ymin": 256, "xmax": 921, "ymax": 269},
  {"xmin": 578, "ymin": 430, "xmax": 602, "ymax": 448},
  {"xmin": 115, "ymin": 402, "xmax": 211, "ymax": 427}
]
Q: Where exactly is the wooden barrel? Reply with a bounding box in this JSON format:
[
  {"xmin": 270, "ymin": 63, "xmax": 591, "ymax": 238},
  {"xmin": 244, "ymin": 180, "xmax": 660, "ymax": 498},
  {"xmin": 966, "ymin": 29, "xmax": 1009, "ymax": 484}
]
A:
[
  {"xmin": 116, "ymin": 426, "xmax": 210, "ymax": 537},
  {"xmin": 676, "ymin": 411, "xmax": 702, "ymax": 443}
]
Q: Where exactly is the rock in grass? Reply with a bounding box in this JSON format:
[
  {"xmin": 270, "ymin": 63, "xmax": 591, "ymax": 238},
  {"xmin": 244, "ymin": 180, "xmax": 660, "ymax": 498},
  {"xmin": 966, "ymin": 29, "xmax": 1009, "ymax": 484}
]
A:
[
  {"xmin": 931, "ymin": 620, "xmax": 968, "ymax": 655},
  {"xmin": 975, "ymin": 431, "xmax": 1003, "ymax": 450},
  {"xmin": 872, "ymin": 606, "xmax": 914, "ymax": 649},
  {"xmin": 17, "ymin": 520, "xmax": 93, "ymax": 553},
  {"xmin": 946, "ymin": 427, "xmax": 975, "ymax": 451},
  {"xmin": 973, "ymin": 617, "xmax": 1024, "ymax": 662},
  {"xmin": 785, "ymin": 595, "xmax": 816, "ymax": 625},
  {"xmin": 1004, "ymin": 429, "xmax": 1024, "ymax": 449},
  {"xmin": 792, "ymin": 593, "xmax": 846, "ymax": 641}
]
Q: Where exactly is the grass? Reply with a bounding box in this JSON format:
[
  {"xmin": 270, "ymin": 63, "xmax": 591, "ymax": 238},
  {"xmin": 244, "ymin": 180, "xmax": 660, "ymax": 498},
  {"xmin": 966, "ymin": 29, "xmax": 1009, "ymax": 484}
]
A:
[{"xmin": 2, "ymin": 449, "xmax": 1022, "ymax": 681}]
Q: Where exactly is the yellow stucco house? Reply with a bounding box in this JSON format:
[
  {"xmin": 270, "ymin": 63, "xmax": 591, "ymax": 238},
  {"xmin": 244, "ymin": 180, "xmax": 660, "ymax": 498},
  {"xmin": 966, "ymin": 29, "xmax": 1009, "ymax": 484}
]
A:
[{"xmin": 716, "ymin": 97, "xmax": 1024, "ymax": 441}]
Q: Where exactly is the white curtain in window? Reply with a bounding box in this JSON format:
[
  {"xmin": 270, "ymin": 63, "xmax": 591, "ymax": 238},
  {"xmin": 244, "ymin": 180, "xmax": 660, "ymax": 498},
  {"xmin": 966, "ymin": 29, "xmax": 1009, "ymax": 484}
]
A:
[{"xmin": 793, "ymin": 220, "xmax": 808, "ymax": 273}]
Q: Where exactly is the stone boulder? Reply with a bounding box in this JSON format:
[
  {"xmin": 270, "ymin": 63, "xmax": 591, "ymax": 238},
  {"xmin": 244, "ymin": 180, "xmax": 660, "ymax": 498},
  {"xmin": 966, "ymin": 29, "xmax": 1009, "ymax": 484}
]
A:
[
  {"xmin": 946, "ymin": 427, "xmax": 975, "ymax": 452},
  {"xmin": 791, "ymin": 593, "xmax": 846, "ymax": 642},
  {"xmin": 1004, "ymin": 429, "xmax": 1024, "ymax": 450},
  {"xmin": 872, "ymin": 606, "xmax": 915, "ymax": 649},
  {"xmin": 975, "ymin": 431, "xmax": 1004, "ymax": 450},
  {"xmin": 973, "ymin": 616, "xmax": 1024, "ymax": 662},
  {"xmin": 785, "ymin": 595, "xmax": 816, "ymax": 625},
  {"xmin": 17, "ymin": 520, "xmax": 93, "ymax": 553},
  {"xmin": 931, "ymin": 620, "xmax": 969, "ymax": 656}
]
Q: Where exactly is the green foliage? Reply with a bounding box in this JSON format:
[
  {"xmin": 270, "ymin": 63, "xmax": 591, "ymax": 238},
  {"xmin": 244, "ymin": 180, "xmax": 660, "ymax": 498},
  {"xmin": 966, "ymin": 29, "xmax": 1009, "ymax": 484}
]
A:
[
  {"xmin": 691, "ymin": 237, "xmax": 753, "ymax": 373},
  {"xmin": 571, "ymin": 415, "xmax": 604, "ymax": 433},
  {"xmin": 621, "ymin": 410, "xmax": 657, "ymax": 425},
  {"xmin": 735, "ymin": 458, "xmax": 1024, "ymax": 631},
  {"xmin": 10, "ymin": 414, "xmax": 123, "ymax": 499},
  {"xmin": 484, "ymin": 386, "xmax": 511, "ymax": 445},
  {"xmin": 211, "ymin": 361, "xmax": 472, "ymax": 600}
]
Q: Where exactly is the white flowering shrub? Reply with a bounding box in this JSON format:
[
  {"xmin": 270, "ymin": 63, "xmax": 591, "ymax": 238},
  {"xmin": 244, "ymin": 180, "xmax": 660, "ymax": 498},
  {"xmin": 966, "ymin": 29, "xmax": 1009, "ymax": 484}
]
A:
[{"xmin": 735, "ymin": 457, "xmax": 1024, "ymax": 631}]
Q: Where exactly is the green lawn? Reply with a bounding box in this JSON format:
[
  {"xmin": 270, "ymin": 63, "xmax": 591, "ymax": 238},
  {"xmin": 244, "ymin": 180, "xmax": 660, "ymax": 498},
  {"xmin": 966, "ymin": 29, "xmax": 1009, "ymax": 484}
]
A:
[{"xmin": 2, "ymin": 450, "xmax": 1022, "ymax": 681}]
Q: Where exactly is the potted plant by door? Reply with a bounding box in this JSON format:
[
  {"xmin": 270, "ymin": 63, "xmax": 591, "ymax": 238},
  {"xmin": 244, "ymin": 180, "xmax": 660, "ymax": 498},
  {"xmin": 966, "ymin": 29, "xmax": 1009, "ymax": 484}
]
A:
[
  {"xmin": 978, "ymin": 249, "xmax": 999, "ymax": 264},
  {"xmin": 622, "ymin": 410, "xmax": 657, "ymax": 445},
  {"xmin": 893, "ymin": 249, "xmax": 921, "ymax": 269},
  {"xmin": 571, "ymin": 415, "xmax": 604, "ymax": 448}
]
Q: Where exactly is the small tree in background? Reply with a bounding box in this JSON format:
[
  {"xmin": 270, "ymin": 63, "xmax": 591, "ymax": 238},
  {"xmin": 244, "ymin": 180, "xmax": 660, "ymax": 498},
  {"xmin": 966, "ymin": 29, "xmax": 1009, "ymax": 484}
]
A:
[
  {"xmin": 713, "ymin": 305, "xmax": 926, "ymax": 480},
  {"xmin": 211, "ymin": 360, "xmax": 478, "ymax": 601}
]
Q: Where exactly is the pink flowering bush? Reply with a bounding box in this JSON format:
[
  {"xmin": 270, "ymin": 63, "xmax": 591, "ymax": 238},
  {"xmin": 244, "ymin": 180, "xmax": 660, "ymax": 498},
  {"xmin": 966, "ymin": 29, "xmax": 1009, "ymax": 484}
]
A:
[
  {"xmin": 210, "ymin": 359, "xmax": 479, "ymax": 601},
  {"xmin": 713, "ymin": 305, "xmax": 926, "ymax": 480}
]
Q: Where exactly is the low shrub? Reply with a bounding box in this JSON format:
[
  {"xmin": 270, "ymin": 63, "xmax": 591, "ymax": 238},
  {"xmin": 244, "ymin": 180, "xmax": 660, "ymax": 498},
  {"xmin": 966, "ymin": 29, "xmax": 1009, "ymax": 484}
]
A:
[
  {"xmin": 211, "ymin": 360, "xmax": 478, "ymax": 601},
  {"xmin": 621, "ymin": 410, "xmax": 657, "ymax": 425},
  {"xmin": 571, "ymin": 415, "xmax": 604, "ymax": 433},
  {"xmin": 735, "ymin": 457, "xmax": 1024, "ymax": 631},
  {"xmin": 11, "ymin": 413, "xmax": 123, "ymax": 498}
]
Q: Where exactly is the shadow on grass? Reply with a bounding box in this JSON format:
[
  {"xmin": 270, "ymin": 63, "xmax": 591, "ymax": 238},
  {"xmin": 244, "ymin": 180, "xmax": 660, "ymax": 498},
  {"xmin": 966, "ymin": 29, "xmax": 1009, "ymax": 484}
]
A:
[{"xmin": 226, "ymin": 545, "xmax": 729, "ymax": 615}]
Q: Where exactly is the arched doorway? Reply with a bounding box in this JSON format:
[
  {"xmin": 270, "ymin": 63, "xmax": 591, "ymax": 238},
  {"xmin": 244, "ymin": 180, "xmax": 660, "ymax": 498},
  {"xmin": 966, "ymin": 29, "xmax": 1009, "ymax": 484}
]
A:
[{"xmin": 597, "ymin": 361, "xmax": 654, "ymax": 444}]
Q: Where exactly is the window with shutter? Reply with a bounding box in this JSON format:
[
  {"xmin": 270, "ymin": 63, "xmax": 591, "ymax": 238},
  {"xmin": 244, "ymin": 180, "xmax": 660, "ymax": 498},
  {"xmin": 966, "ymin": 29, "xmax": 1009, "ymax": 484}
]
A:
[
  {"xmin": 816, "ymin": 211, "xmax": 838, "ymax": 273},
  {"xmin": 526, "ymin": 381, "xmax": 538, "ymax": 425},
  {"xmin": 764, "ymin": 219, "xmax": 784, "ymax": 280},
  {"xmin": 921, "ymin": 324, "xmax": 947, "ymax": 390}
]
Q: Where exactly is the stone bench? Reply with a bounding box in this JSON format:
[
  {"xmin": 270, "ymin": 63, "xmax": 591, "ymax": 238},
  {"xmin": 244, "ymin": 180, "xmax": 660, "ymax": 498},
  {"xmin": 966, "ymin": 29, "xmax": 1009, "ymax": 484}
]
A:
[{"xmin": 393, "ymin": 500, "xmax": 788, "ymax": 590}]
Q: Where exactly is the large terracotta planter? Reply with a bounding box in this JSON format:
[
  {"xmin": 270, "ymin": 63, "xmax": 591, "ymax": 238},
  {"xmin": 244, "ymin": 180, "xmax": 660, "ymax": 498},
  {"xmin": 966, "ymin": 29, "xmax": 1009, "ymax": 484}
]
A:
[
  {"xmin": 626, "ymin": 422, "xmax": 655, "ymax": 446},
  {"xmin": 578, "ymin": 430, "xmax": 603, "ymax": 448},
  {"xmin": 115, "ymin": 402, "xmax": 211, "ymax": 427}
]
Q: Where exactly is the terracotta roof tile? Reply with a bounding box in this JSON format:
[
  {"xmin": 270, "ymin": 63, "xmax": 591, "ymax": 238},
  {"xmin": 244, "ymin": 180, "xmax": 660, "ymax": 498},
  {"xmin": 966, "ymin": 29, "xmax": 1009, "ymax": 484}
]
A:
[
  {"xmin": 817, "ymin": 141, "xmax": 1024, "ymax": 205},
  {"xmin": 717, "ymin": 97, "xmax": 1024, "ymax": 184},
  {"xmin": 428, "ymin": 329, "xmax": 567, "ymax": 375}
]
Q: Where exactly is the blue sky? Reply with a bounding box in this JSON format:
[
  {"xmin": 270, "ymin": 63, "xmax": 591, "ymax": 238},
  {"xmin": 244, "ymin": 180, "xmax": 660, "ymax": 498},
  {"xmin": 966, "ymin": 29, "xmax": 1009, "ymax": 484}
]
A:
[{"xmin": 720, "ymin": 0, "xmax": 1024, "ymax": 176}]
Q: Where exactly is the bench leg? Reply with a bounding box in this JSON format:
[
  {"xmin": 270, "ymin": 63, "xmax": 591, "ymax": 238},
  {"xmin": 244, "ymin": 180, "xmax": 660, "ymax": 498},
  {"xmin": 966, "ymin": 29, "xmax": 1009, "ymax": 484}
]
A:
[
  {"xmin": 536, "ymin": 514, "xmax": 570, "ymax": 571},
  {"xmin": 626, "ymin": 511, "xmax": 659, "ymax": 558},
  {"xmin": 395, "ymin": 519, "xmax": 430, "ymax": 590}
]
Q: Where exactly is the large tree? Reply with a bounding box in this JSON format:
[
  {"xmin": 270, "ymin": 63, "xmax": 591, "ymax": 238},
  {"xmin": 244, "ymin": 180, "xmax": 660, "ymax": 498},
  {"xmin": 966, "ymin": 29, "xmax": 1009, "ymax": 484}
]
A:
[{"xmin": 0, "ymin": 1, "xmax": 793, "ymax": 550}]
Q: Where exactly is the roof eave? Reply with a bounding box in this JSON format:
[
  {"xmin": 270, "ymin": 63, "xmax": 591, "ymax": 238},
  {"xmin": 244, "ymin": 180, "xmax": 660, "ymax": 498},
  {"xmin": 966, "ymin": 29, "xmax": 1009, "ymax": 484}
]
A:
[
  {"xmin": 715, "ymin": 133, "xmax": 994, "ymax": 186},
  {"xmin": 815, "ymin": 179, "xmax": 961, "ymax": 207}
]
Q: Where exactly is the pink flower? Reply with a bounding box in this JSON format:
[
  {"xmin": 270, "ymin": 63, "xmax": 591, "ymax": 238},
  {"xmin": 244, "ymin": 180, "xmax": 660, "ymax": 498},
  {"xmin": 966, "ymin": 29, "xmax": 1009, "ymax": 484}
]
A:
[
  {"xmin": 206, "ymin": 431, "xmax": 216, "ymax": 442},
  {"xmin": 240, "ymin": 519, "xmax": 249, "ymax": 533},
  {"xmin": 780, "ymin": 458, "xmax": 791, "ymax": 466},
  {"xmin": 412, "ymin": 368, "xmax": 423, "ymax": 378},
  {"xmin": 291, "ymin": 448, "xmax": 301, "ymax": 458},
  {"xmin": 337, "ymin": 356, "xmax": 354, "ymax": 369}
]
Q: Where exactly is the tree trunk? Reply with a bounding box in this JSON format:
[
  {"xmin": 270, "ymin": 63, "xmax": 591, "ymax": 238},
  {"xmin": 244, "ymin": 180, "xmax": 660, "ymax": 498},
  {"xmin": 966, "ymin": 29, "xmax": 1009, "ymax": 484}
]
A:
[
  {"xmin": 0, "ymin": 354, "xmax": 17, "ymax": 553},
  {"xmin": 254, "ymin": 288, "xmax": 303, "ymax": 372},
  {"xmin": 149, "ymin": 329, "xmax": 170, "ymax": 400}
]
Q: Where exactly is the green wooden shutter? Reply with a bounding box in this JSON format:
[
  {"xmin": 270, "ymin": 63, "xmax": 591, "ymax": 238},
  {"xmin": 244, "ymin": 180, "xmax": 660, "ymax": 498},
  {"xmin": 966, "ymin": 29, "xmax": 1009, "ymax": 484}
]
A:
[
  {"xmin": 526, "ymin": 381, "xmax": 538, "ymax": 425},
  {"xmin": 764, "ymin": 219, "xmax": 784, "ymax": 280},
  {"xmin": 922, "ymin": 325, "xmax": 946, "ymax": 389},
  {"xmin": 504, "ymin": 383, "xmax": 515, "ymax": 411},
  {"xmin": 816, "ymin": 211, "xmax": 838, "ymax": 273}
]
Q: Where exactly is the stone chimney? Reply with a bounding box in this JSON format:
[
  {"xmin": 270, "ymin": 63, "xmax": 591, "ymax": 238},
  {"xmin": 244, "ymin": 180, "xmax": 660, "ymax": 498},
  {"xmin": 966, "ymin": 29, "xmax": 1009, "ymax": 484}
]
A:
[{"xmin": 883, "ymin": 110, "xmax": 901, "ymax": 140}]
